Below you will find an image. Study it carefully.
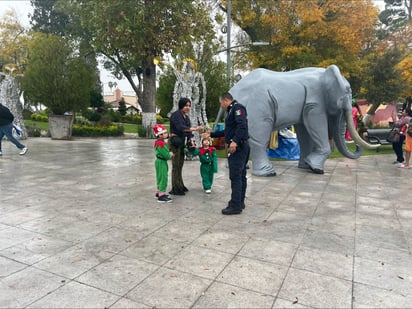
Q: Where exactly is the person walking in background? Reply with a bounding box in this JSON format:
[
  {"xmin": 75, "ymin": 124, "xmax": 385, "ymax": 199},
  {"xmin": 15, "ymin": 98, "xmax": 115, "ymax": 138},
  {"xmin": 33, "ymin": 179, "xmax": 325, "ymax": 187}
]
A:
[
  {"xmin": 0, "ymin": 103, "xmax": 27, "ymax": 156},
  {"xmin": 391, "ymin": 107, "xmax": 411, "ymax": 165},
  {"xmin": 168, "ymin": 97, "xmax": 203, "ymax": 196},
  {"xmin": 191, "ymin": 137, "xmax": 218, "ymax": 194},
  {"xmin": 345, "ymin": 99, "xmax": 362, "ymax": 141},
  {"xmin": 153, "ymin": 124, "xmax": 173, "ymax": 203},
  {"xmin": 401, "ymin": 120, "xmax": 412, "ymax": 169},
  {"xmin": 203, "ymin": 92, "xmax": 249, "ymax": 215}
]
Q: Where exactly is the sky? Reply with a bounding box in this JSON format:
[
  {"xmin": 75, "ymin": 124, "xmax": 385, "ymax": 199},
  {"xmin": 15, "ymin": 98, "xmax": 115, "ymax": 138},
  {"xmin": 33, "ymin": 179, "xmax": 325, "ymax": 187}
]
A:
[{"xmin": 1, "ymin": 0, "xmax": 387, "ymax": 94}]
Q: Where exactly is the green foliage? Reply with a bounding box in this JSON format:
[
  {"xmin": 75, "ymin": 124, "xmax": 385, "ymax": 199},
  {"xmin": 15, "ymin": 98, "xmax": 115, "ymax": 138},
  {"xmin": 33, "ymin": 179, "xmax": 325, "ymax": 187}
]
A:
[
  {"xmin": 118, "ymin": 99, "xmax": 127, "ymax": 116},
  {"xmin": 378, "ymin": 0, "xmax": 411, "ymax": 37},
  {"xmin": 26, "ymin": 125, "xmax": 42, "ymax": 137},
  {"xmin": 156, "ymin": 68, "xmax": 175, "ymax": 118},
  {"xmin": 22, "ymin": 33, "xmax": 96, "ymax": 115},
  {"xmin": 22, "ymin": 109, "xmax": 33, "ymax": 120},
  {"xmin": 81, "ymin": 109, "xmax": 101, "ymax": 122},
  {"xmin": 225, "ymin": 0, "xmax": 378, "ymax": 75},
  {"xmin": 89, "ymin": 89, "xmax": 105, "ymax": 110},
  {"xmin": 31, "ymin": 113, "xmax": 48, "ymax": 122},
  {"xmin": 202, "ymin": 61, "xmax": 227, "ymax": 121},
  {"xmin": 0, "ymin": 10, "xmax": 30, "ymax": 73},
  {"xmin": 73, "ymin": 0, "xmax": 215, "ymax": 113},
  {"xmin": 137, "ymin": 125, "xmax": 149, "ymax": 138},
  {"xmin": 363, "ymin": 48, "xmax": 406, "ymax": 104},
  {"xmin": 30, "ymin": 0, "xmax": 71, "ymax": 36},
  {"xmin": 156, "ymin": 114, "xmax": 167, "ymax": 124},
  {"xmin": 156, "ymin": 51, "xmax": 227, "ymax": 123},
  {"xmin": 72, "ymin": 124, "xmax": 124, "ymax": 137},
  {"xmin": 120, "ymin": 114, "xmax": 142, "ymax": 125}
]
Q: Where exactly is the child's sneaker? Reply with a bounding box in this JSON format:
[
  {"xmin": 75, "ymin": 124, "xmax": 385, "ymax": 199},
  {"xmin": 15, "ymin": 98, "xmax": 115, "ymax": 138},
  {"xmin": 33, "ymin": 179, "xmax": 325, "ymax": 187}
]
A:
[
  {"xmin": 158, "ymin": 195, "xmax": 173, "ymax": 203},
  {"xmin": 205, "ymin": 189, "xmax": 211, "ymax": 194},
  {"xmin": 155, "ymin": 192, "xmax": 159, "ymax": 199}
]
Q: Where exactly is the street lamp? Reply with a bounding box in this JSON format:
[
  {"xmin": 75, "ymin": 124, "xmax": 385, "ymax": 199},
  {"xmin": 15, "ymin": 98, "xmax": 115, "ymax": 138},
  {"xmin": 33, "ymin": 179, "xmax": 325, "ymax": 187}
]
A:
[
  {"xmin": 222, "ymin": 0, "xmax": 269, "ymax": 86},
  {"xmin": 218, "ymin": 41, "xmax": 270, "ymax": 86}
]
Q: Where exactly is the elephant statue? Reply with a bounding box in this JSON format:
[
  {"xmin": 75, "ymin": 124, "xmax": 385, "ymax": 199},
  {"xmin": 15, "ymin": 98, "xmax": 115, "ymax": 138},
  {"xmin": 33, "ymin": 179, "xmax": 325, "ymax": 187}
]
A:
[{"xmin": 216, "ymin": 65, "xmax": 379, "ymax": 176}]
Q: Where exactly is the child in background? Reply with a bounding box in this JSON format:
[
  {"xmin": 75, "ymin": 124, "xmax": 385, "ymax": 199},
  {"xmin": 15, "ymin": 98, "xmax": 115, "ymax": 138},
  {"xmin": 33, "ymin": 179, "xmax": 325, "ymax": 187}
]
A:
[
  {"xmin": 192, "ymin": 137, "xmax": 218, "ymax": 193},
  {"xmin": 153, "ymin": 124, "xmax": 173, "ymax": 203}
]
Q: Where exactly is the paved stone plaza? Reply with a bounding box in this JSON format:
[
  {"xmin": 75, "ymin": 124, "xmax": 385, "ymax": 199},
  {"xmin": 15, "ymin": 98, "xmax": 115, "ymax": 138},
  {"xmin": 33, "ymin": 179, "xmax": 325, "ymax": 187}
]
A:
[{"xmin": 0, "ymin": 137, "xmax": 411, "ymax": 308}]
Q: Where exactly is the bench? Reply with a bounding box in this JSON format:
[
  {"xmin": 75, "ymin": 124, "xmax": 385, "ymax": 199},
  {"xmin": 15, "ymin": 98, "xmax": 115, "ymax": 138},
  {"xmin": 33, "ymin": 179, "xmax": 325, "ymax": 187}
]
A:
[{"xmin": 364, "ymin": 128, "xmax": 392, "ymax": 146}]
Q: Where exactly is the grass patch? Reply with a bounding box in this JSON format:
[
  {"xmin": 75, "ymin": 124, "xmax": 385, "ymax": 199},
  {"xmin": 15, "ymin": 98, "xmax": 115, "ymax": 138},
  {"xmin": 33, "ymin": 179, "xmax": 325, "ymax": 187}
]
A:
[
  {"xmin": 216, "ymin": 142, "xmax": 394, "ymax": 159},
  {"xmin": 24, "ymin": 119, "xmax": 49, "ymax": 131},
  {"xmin": 121, "ymin": 123, "xmax": 139, "ymax": 134}
]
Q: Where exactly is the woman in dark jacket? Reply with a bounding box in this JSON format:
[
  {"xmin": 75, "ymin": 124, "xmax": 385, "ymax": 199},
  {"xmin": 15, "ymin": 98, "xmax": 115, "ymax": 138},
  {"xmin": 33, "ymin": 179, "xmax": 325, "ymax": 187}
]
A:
[{"xmin": 168, "ymin": 98, "xmax": 202, "ymax": 195}]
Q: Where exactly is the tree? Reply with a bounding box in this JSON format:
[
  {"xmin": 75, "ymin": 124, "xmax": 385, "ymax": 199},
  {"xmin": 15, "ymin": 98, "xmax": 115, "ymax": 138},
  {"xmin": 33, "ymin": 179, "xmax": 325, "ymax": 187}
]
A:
[
  {"xmin": 375, "ymin": 0, "xmax": 412, "ymax": 99},
  {"xmin": 21, "ymin": 33, "xmax": 96, "ymax": 115},
  {"xmin": 156, "ymin": 68, "xmax": 175, "ymax": 118},
  {"xmin": 29, "ymin": 0, "xmax": 71, "ymax": 36},
  {"xmin": 378, "ymin": 0, "xmax": 411, "ymax": 37},
  {"xmin": 30, "ymin": 0, "xmax": 103, "ymax": 112},
  {"xmin": 221, "ymin": 0, "xmax": 378, "ymax": 77},
  {"xmin": 397, "ymin": 53, "xmax": 412, "ymax": 96},
  {"xmin": 118, "ymin": 98, "xmax": 127, "ymax": 116},
  {"xmin": 362, "ymin": 48, "xmax": 405, "ymax": 111},
  {"xmin": 89, "ymin": 89, "xmax": 105, "ymax": 110},
  {"xmin": 0, "ymin": 10, "xmax": 30, "ymax": 73},
  {"xmin": 74, "ymin": 0, "xmax": 215, "ymax": 130}
]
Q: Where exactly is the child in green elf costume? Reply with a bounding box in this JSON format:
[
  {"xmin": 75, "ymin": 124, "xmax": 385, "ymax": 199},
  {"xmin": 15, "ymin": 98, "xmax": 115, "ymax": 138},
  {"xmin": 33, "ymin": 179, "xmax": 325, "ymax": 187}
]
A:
[
  {"xmin": 192, "ymin": 137, "xmax": 218, "ymax": 193},
  {"xmin": 153, "ymin": 124, "xmax": 173, "ymax": 203}
]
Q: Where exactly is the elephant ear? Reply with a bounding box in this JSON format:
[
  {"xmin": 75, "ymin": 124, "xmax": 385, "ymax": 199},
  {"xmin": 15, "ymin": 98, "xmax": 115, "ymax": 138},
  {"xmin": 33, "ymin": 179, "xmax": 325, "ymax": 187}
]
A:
[{"xmin": 322, "ymin": 65, "xmax": 352, "ymax": 116}]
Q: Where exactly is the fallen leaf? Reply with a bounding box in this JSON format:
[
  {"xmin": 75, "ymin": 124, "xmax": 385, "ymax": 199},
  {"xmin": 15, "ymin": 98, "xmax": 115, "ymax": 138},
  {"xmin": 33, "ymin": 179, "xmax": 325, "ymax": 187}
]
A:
[{"xmin": 293, "ymin": 297, "xmax": 298, "ymax": 304}]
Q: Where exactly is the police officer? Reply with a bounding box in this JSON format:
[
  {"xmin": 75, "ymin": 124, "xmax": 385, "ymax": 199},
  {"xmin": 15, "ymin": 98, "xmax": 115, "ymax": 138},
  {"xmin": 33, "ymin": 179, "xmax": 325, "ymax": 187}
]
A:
[{"xmin": 205, "ymin": 92, "xmax": 249, "ymax": 215}]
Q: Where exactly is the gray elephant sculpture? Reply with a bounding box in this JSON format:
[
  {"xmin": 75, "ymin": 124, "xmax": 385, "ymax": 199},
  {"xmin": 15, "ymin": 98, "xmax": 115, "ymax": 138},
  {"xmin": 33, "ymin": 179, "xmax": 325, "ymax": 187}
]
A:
[{"xmin": 217, "ymin": 65, "xmax": 378, "ymax": 176}]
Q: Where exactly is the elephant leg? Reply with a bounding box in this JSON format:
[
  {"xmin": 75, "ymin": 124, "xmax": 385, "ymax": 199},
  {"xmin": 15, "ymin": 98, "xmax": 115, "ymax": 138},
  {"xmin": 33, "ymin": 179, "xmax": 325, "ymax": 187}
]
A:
[
  {"xmin": 302, "ymin": 103, "xmax": 331, "ymax": 173},
  {"xmin": 294, "ymin": 124, "xmax": 312, "ymax": 169},
  {"xmin": 249, "ymin": 122, "xmax": 276, "ymax": 177}
]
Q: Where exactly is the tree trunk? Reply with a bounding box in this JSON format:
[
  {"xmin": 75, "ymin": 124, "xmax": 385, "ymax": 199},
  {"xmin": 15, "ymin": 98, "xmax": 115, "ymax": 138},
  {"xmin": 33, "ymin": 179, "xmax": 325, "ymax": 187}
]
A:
[{"xmin": 140, "ymin": 57, "xmax": 157, "ymax": 137}]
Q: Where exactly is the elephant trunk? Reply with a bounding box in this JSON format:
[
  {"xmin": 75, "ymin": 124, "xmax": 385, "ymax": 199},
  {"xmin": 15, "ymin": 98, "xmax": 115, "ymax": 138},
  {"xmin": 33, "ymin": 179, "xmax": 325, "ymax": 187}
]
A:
[{"xmin": 332, "ymin": 111, "xmax": 379, "ymax": 159}]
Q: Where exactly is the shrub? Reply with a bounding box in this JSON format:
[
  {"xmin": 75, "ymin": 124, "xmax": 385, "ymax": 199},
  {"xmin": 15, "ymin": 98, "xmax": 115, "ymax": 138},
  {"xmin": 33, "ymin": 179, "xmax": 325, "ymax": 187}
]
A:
[
  {"xmin": 72, "ymin": 124, "xmax": 124, "ymax": 137},
  {"xmin": 138, "ymin": 125, "xmax": 149, "ymax": 137},
  {"xmin": 82, "ymin": 109, "xmax": 102, "ymax": 122},
  {"xmin": 156, "ymin": 114, "xmax": 167, "ymax": 124},
  {"xmin": 120, "ymin": 114, "xmax": 142, "ymax": 124},
  {"xmin": 31, "ymin": 114, "xmax": 48, "ymax": 122},
  {"xmin": 23, "ymin": 109, "xmax": 33, "ymax": 120},
  {"xmin": 107, "ymin": 109, "xmax": 121, "ymax": 122},
  {"xmin": 26, "ymin": 125, "xmax": 42, "ymax": 137}
]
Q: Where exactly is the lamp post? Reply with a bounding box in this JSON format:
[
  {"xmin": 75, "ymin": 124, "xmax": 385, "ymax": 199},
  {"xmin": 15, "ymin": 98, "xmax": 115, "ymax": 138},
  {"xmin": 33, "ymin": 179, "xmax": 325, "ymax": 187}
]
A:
[
  {"xmin": 217, "ymin": 41, "xmax": 270, "ymax": 86},
  {"xmin": 222, "ymin": 0, "xmax": 269, "ymax": 86},
  {"xmin": 226, "ymin": 0, "xmax": 232, "ymax": 87}
]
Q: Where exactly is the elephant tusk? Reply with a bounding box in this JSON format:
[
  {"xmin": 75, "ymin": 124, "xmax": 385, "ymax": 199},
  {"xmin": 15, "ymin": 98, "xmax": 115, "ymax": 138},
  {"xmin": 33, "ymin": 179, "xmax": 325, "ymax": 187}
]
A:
[{"xmin": 345, "ymin": 111, "xmax": 379, "ymax": 150}]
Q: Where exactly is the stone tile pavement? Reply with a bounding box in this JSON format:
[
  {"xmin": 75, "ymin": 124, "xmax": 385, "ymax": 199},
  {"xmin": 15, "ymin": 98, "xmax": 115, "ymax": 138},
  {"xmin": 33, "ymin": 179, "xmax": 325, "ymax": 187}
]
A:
[{"xmin": 0, "ymin": 137, "xmax": 411, "ymax": 308}]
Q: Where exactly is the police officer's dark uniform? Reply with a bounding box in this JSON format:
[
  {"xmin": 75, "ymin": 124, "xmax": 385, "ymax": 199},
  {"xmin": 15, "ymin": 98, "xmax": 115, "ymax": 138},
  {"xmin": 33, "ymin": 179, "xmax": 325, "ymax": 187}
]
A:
[{"xmin": 211, "ymin": 99, "xmax": 250, "ymax": 215}]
